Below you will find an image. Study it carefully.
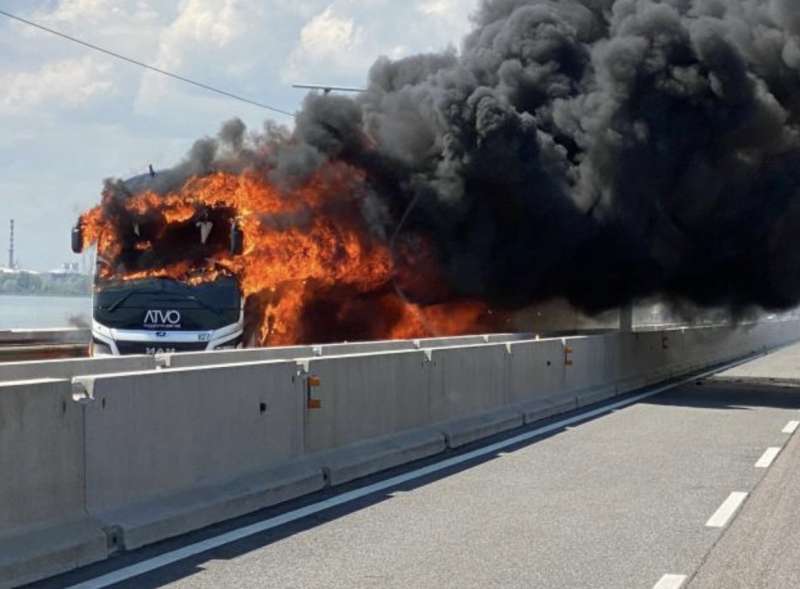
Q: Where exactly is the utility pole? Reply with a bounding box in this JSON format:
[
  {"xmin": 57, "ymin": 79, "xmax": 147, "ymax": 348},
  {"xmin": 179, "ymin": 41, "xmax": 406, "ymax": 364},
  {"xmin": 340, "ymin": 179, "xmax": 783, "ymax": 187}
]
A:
[{"xmin": 8, "ymin": 219, "xmax": 14, "ymax": 269}]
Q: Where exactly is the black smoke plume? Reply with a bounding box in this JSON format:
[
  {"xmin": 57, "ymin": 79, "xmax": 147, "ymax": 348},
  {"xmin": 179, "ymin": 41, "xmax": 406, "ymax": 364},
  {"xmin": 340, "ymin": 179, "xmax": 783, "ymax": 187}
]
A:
[{"xmin": 105, "ymin": 0, "xmax": 800, "ymax": 316}]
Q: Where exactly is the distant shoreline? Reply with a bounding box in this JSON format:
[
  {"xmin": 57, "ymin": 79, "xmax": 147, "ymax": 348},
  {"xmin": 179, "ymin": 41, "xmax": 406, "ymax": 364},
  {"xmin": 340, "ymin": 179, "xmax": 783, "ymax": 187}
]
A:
[{"xmin": 0, "ymin": 272, "xmax": 92, "ymax": 298}]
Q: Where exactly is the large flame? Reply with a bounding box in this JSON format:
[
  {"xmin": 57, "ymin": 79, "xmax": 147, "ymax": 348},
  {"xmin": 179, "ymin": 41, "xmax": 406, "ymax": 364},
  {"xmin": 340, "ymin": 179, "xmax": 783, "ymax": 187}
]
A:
[{"xmin": 80, "ymin": 163, "xmax": 509, "ymax": 345}]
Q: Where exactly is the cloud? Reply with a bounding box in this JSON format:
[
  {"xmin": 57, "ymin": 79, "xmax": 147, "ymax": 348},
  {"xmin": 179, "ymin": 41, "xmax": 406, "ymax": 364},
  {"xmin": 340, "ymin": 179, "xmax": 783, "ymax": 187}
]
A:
[
  {"xmin": 0, "ymin": 56, "xmax": 114, "ymax": 114},
  {"xmin": 0, "ymin": 1, "xmax": 163, "ymax": 117},
  {"xmin": 135, "ymin": 0, "xmax": 280, "ymax": 112},
  {"xmin": 299, "ymin": 6, "xmax": 361, "ymax": 56},
  {"xmin": 417, "ymin": 0, "xmax": 459, "ymax": 17},
  {"xmin": 283, "ymin": 1, "xmax": 470, "ymax": 84},
  {"xmin": 284, "ymin": 6, "xmax": 368, "ymax": 81},
  {"xmin": 32, "ymin": 0, "xmax": 160, "ymax": 26},
  {"xmin": 154, "ymin": 0, "xmax": 255, "ymax": 68}
]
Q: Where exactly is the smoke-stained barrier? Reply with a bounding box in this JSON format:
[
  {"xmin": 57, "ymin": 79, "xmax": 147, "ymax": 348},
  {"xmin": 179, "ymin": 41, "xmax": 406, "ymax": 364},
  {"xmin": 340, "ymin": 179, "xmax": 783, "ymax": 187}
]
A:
[{"xmin": 80, "ymin": 0, "xmax": 800, "ymax": 345}]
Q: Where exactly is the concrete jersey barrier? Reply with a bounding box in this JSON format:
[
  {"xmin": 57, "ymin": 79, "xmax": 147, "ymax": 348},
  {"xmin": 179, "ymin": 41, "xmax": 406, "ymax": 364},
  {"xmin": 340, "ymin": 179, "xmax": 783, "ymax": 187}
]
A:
[
  {"xmin": 160, "ymin": 345, "xmax": 316, "ymax": 369},
  {"xmin": 74, "ymin": 360, "xmax": 318, "ymax": 550},
  {"xmin": 300, "ymin": 322, "xmax": 800, "ymax": 457},
  {"xmin": 162, "ymin": 333, "xmax": 539, "ymax": 370},
  {"xmin": 302, "ymin": 350, "xmax": 431, "ymax": 453},
  {"xmin": 0, "ymin": 355, "xmax": 156, "ymax": 383},
  {"xmin": 0, "ymin": 379, "xmax": 107, "ymax": 589}
]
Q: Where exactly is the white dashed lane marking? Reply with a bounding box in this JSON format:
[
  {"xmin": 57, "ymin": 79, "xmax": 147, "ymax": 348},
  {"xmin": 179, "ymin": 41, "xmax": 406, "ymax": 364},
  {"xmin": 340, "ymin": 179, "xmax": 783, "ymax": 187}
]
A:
[
  {"xmin": 653, "ymin": 574, "xmax": 687, "ymax": 589},
  {"xmin": 755, "ymin": 447, "xmax": 782, "ymax": 469},
  {"xmin": 782, "ymin": 420, "xmax": 799, "ymax": 435},
  {"xmin": 706, "ymin": 492, "xmax": 748, "ymax": 528}
]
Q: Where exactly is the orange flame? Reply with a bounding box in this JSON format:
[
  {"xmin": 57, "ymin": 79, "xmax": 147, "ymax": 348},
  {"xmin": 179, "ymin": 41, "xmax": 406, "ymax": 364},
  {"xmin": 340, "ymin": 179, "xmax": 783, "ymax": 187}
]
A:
[{"xmin": 80, "ymin": 163, "xmax": 508, "ymax": 346}]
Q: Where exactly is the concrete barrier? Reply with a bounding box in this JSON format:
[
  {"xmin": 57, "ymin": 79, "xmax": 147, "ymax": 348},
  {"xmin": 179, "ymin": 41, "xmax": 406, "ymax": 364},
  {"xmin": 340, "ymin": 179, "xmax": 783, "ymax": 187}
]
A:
[
  {"xmin": 302, "ymin": 350, "xmax": 431, "ymax": 453},
  {"xmin": 415, "ymin": 335, "xmax": 490, "ymax": 348},
  {"xmin": 316, "ymin": 340, "xmax": 417, "ymax": 356},
  {"xmin": 440, "ymin": 407, "xmax": 524, "ymax": 448},
  {"xmin": 508, "ymin": 334, "xmax": 625, "ymax": 411},
  {"xmin": 0, "ymin": 355, "xmax": 156, "ymax": 383},
  {"xmin": 301, "ymin": 343, "xmax": 526, "ymax": 472},
  {"xmin": 303, "ymin": 343, "xmax": 522, "ymax": 455},
  {"xmin": 0, "ymin": 379, "xmax": 107, "ymax": 589},
  {"xmin": 507, "ymin": 339, "xmax": 565, "ymax": 398},
  {"xmin": 302, "ymin": 321, "xmax": 800, "ymax": 463},
  {"xmin": 313, "ymin": 428, "xmax": 446, "ymax": 486},
  {"xmin": 75, "ymin": 361, "xmax": 320, "ymax": 550},
  {"xmin": 507, "ymin": 338, "xmax": 578, "ymax": 423},
  {"xmin": 427, "ymin": 344, "xmax": 512, "ymax": 425},
  {"xmin": 484, "ymin": 333, "xmax": 536, "ymax": 343},
  {"xmin": 161, "ymin": 345, "xmax": 315, "ymax": 369},
  {"xmin": 161, "ymin": 334, "xmax": 537, "ymax": 371},
  {"xmin": 162, "ymin": 342, "xmax": 417, "ymax": 371},
  {"xmin": 562, "ymin": 336, "xmax": 617, "ymax": 406}
]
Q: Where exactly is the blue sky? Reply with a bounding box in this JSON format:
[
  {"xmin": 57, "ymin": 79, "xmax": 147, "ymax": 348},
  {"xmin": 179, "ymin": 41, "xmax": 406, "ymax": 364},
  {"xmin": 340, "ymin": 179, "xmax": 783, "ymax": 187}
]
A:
[{"xmin": 0, "ymin": 0, "xmax": 472, "ymax": 270}]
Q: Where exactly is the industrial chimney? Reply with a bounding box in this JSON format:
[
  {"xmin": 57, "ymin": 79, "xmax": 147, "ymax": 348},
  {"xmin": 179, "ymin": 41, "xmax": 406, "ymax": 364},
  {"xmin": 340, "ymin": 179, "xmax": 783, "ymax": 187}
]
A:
[{"xmin": 8, "ymin": 219, "xmax": 14, "ymax": 270}]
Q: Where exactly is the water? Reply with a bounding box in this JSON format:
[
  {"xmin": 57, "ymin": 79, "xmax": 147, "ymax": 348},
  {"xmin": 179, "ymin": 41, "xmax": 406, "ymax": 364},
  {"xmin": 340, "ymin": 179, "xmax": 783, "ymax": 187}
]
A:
[{"xmin": 0, "ymin": 295, "xmax": 91, "ymax": 329}]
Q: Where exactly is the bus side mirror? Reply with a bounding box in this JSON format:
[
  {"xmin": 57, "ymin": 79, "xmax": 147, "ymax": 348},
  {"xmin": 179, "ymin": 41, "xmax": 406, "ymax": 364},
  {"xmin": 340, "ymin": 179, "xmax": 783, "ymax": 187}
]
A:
[
  {"xmin": 230, "ymin": 223, "xmax": 243, "ymax": 256},
  {"xmin": 71, "ymin": 225, "xmax": 84, "ymax": 254}
]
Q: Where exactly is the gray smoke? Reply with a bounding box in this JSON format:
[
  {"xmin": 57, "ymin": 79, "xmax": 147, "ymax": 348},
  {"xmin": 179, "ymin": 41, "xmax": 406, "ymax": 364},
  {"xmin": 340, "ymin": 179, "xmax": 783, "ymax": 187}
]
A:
[{"xmin": 104, "ymin": 0, "xmax": 800, "ymax": 314}]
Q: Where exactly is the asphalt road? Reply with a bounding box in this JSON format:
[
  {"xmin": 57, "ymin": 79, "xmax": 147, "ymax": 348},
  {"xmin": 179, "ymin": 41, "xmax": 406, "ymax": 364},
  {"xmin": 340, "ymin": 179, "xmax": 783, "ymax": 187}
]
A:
[{"xmin": 34, "ymin": 343, "xmax": 800, "ymax": 589}]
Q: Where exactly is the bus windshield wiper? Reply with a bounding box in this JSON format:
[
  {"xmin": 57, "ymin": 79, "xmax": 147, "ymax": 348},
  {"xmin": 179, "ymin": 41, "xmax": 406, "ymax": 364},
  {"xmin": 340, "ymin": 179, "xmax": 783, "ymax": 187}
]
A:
[
  {"xmin": 179, "ymin": 295, "xmax": 224, "ymax": 316},
  {"xmin": 105, "ymin": 289, "xmax": 161, "ymax": 312}
]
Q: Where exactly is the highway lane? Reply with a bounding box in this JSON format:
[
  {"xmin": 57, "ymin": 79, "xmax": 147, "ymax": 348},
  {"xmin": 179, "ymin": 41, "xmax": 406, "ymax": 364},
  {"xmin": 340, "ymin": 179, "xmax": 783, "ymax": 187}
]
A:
[{"xmin": 32, "ymin": 345, "xmax": 800, "ymax": 589}]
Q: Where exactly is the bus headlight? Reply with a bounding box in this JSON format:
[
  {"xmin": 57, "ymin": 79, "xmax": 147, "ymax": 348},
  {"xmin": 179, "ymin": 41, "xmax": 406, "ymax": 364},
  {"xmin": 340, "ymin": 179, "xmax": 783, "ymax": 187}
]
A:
[{"xmin": 93, "ymin": 322, "xmax": 113, "ymax": 338}]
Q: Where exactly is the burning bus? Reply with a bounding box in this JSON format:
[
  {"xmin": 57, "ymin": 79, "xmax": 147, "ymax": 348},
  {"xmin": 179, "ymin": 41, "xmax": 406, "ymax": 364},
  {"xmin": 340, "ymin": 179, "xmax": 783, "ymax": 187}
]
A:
[
  {"xmin": 72, "ymin": 171, "xmax": 247, "ymax": 356},
  {"xmin": 73, "ymin": 162, "xmax": 508, "ymax": 356}
]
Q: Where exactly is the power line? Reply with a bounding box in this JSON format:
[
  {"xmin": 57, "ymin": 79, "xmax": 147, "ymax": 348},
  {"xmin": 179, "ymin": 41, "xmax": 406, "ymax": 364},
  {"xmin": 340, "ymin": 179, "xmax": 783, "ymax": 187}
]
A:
[{"xmin": 0, "ymin": 8, "xmax": 295, "ymax": 118}]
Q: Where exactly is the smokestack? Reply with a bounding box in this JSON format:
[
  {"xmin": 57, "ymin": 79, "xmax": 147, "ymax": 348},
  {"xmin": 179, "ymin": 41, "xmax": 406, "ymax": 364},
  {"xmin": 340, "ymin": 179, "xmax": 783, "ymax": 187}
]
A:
[{"xmin": 8, "ymin": 219, "xmax": 14, "ymax": 270}]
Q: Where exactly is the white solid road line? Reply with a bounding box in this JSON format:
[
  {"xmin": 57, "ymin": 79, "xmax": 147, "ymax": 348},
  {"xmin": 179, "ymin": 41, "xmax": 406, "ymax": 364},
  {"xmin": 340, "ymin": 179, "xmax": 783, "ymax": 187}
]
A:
[
  {"xmin": 755, "ymin": 447, "xmax": 782, "ymax": 468},
  {"xmin": 782, "ymin": 420, "xmax": 799, "ymax": 434},
  {"xmin": 63, "ymin": 358, "xmax": 760, "ymax": 589},
  {"xmin": 653, "ymin": 574, "xmax": 688, "ymax": 589},
  {"xmin": 706, "ymin": 492, "xmax": 748, "ymax": 528}
]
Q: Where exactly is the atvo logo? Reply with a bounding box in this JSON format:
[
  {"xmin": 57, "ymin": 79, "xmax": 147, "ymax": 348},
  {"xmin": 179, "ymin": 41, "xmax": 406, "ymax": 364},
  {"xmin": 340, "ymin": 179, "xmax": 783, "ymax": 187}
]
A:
[{"xmin": 144, "ymin": 309, "xmax": 182, "ymax": 326}]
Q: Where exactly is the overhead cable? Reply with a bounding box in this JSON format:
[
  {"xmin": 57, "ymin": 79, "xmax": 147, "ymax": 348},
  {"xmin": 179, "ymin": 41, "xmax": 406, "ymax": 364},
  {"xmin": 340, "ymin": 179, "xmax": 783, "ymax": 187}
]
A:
[{"xmin": 0, "ymin": 8, "xmax": 295, "ymax": 118}]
